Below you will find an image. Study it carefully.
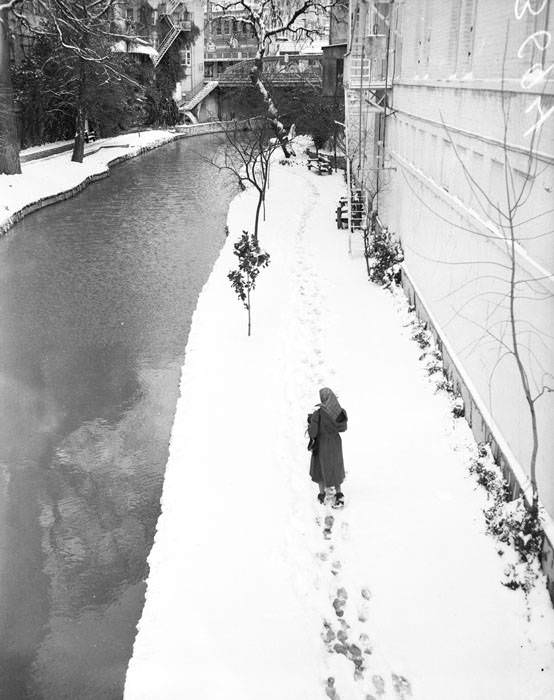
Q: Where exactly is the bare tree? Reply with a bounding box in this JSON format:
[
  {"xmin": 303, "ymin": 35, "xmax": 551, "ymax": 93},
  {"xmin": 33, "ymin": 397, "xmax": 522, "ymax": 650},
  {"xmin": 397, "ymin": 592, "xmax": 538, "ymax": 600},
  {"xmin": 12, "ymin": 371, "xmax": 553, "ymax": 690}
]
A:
[
  {"xmin": 211, "ymin": 0, "xmax": 335, "ymax": 157},
  {"xmin": 211, "ymin": 119, "xmax": 280, "ymax": 244}
]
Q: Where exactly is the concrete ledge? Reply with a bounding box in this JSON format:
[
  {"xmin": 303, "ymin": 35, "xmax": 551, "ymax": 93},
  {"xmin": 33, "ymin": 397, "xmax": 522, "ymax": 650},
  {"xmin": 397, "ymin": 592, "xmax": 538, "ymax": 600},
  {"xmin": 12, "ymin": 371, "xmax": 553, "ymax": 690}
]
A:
[{"xmin": 400, "ymin": 264, "xmax": 554, "ymax": 605}]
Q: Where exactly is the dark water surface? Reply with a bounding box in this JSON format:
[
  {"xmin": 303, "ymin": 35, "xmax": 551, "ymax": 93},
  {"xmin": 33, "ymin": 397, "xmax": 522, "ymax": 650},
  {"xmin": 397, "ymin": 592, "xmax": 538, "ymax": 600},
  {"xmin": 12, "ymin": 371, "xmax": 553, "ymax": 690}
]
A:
[{"xmin": 0, "ymin": 135, "xmax": 234, "ymax": 699}]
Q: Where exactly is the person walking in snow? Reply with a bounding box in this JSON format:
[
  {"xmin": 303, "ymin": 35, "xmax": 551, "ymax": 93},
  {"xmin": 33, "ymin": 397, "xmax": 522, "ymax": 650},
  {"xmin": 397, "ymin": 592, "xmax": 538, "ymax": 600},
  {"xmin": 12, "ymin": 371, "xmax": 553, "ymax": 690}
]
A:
[{"xmin": 307, "ymin": 387, "xmax": 348, "ymax": 508}]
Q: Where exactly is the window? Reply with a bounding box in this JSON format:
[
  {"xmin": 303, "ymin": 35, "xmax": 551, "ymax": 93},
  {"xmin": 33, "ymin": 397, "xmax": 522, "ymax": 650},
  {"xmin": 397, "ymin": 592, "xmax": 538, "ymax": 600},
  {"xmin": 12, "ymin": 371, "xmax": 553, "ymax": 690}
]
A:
[
  {"xmin": 215, "ymin": 19, "xmax": 222, "ymax": 35},
  {"xmin": 223, "ymin": 20, "xmax": 230, "ymax": 34},
  {"xmin": 336, "ymin": 57, "xmax": 344, "ymax": 86},
  {"xmin": 127, "ymin": 8, "xmax": 134, "ymax": 21},
  {"xmin": 185, "ymin": 48, "xmax": 192, "ymax": 66}
]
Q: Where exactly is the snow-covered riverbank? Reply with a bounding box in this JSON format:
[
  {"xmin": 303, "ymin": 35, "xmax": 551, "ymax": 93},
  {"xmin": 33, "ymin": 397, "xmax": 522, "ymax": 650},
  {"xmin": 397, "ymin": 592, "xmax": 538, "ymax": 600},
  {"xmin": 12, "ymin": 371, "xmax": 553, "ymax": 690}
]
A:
[
  {"xmin": 0, "ymin": 131, "xmax": 180, "ymax": 235},
  {"xmin": 124, "ymin": 148, "xmax": 554, "ymax": 700}
]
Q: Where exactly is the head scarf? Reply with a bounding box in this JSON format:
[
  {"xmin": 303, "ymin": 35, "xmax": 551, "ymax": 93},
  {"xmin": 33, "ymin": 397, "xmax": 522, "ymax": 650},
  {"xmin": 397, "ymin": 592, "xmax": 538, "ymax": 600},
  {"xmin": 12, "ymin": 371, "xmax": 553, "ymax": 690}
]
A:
[{"xmin": 319, "ymin": 387, "xmax": 343, "ymax": 421}]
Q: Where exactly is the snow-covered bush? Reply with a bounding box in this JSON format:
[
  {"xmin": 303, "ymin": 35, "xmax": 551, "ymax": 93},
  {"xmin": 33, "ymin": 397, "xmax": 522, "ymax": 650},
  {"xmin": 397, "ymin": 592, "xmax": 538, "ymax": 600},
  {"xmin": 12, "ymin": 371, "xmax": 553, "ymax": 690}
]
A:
[
  {"xmin": 399, "ymin": 291, "xmax": 545, "ymax": 594},
  {"xmin": 366, "ymin": 223, "xmax": 404, "ymax": 288},
  {"xmin": 470, "ymin": 445, "xmax": 543, "ymax": 592},
  {"xmin": 410, "ymin": 321, "xmax": 431, "ymax": 349},
  {"xmin": 451, "ymin": 395, "xmax": 465, "ymax": 418}
]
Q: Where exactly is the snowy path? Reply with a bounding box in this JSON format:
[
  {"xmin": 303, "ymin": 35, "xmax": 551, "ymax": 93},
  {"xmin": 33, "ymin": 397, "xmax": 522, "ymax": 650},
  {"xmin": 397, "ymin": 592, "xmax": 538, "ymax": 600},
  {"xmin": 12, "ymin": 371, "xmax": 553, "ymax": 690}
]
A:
[{"xmin": 124, "ymin": 154, "xmax": 554, "ymax": 700}]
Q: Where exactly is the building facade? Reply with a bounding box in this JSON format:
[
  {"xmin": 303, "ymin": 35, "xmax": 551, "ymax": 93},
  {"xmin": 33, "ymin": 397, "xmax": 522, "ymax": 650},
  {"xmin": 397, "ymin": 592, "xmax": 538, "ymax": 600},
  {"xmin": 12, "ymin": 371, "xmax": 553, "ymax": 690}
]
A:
[
  {"xmin": 129, "ymin": 0, "xmax": 204, "ymax": 101},
  {"xmin": 322, "ymin": 1, "xmax": 348, "ymax": 97},
  {"xmin": 345, "ymin": 0, "xmax": 554, "ymax": 585},
  {"xmin": 204, "ymin": 3, "xmax": 258, "ymax": 80}
]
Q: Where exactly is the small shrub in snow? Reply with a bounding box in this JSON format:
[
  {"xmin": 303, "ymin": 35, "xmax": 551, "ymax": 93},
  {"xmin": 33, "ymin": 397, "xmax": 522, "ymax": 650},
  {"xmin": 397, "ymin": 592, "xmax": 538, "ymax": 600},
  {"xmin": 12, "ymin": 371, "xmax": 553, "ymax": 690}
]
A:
[
  {"xmin": 434, "ymin": 376, "xmax": 455, "ymax": 394},
  {"xmin": 425, "ymin": 358, "xmax": 443, "ymax": 375},
  {"xmin": 451, "ymin": 395, "xmax": 465, "ymax": 418},
  {"xmin": 366, "ymin": 223, "xmax": 404, "ymax": 287},
  {"xmin": 470, "ymin": 445, "xmax": 543, "ymax": 592},
  {"xmin": 228, "ymin": 231, "xmax": 270, "ymax": 337},
  {"xmin": 420, "ymin": 348, "xmax": 442, "ymax": 363},
  {"xmin": 411, "ymin": 322, "xmax": 431, "ymax": 349}
]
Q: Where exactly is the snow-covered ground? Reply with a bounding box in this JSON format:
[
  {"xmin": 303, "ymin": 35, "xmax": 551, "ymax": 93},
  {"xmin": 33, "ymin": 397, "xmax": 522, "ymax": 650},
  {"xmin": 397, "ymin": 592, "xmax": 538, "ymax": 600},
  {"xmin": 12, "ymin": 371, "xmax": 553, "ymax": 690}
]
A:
[
  {"xmin": 0, "ymin": 130, "xmax": 178, "ymax": 233},
  {"xmin": 124, "ymin": 147, "xmax": 554, "ymax": 700}
]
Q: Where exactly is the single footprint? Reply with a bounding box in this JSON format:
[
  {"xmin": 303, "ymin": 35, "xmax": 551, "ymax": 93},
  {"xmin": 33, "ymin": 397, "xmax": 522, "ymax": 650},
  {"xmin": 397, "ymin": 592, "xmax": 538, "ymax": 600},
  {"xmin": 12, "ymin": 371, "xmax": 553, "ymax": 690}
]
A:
[
  {"xmin": 358, "ymin": 604, "xmax": 369, "ymax": 623},
  {"xmin": 325, "ymin": 677, "xmax": 340, "ymax": 700},
  {"xmin": 337, "ymin": 587, "xmax": 348, "ymax": 601},
  {"xmin": 372, "ymin": 675, "xmax": 386, "ymax": 697},
  {"xmin": 332, "ymin": 597, "xmax": 345, "ymax": 617},
  {"xmin": 391, "ymin": 673, "xmax": 412, "ymax": 698},
  {"xmin": 323, "ymin": 515, "xmax": 335, "ymax": 539},
  {"xmin": 361, "ymin": 587, "xmax": 372, "ymax": 601},
  {"xmin": 359, "ymin": 633, "xmax": 373, "ymax": 655},
  {"xmin": 322, "ymin": 621, "xmax": 336, "ymax": 645},
  {"xmin": 331, "ymin": 560, "xmax": 342, "ymax": 576}
]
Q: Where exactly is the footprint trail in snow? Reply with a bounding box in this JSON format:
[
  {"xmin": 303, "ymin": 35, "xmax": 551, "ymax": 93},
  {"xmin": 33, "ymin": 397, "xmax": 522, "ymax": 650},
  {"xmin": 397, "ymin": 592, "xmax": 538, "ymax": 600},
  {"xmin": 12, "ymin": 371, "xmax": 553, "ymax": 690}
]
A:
[{"xmin": 283, "ymin": 163, "xmax": 413, "ymax": 699}]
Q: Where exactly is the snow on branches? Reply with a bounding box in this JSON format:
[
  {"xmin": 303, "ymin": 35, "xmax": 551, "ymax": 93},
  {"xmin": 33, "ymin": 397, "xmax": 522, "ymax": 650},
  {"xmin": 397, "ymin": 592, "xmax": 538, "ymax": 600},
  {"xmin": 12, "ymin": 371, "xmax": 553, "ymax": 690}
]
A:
[{"xmin": 210, "ymin": 0, "xmax": 338, "ymax": 157}]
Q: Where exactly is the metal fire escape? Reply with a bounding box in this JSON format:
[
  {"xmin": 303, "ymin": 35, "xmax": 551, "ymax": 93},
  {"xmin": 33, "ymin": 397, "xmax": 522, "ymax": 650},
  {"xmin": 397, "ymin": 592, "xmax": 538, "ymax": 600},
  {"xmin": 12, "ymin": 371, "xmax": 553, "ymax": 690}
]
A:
[{"xmin": 153, "ymin": 1, "xmax": 192, "ymax": 67}]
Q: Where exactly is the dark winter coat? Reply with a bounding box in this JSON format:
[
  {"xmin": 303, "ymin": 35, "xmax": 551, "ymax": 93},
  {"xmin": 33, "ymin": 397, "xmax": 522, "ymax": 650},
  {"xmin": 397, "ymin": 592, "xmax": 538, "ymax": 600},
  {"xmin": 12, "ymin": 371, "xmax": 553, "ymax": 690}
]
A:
[{"xmin": 308, "ymin": 407, "xmax": 348, "ymax": 487}]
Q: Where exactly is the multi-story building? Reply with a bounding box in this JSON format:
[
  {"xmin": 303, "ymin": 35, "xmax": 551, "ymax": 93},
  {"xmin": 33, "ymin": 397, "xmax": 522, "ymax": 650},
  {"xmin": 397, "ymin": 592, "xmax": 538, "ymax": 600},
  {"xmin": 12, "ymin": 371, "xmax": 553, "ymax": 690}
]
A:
[
  {"xmin": 322, "ymin": 1, "xmax": 348, "ymax": 97},
  {"xmin": 122, "ymin": 0, "xmax": 205, "ymax": 101},
  {"xmin": 204, "ymin": 2, "xmax": 258, "ymax": 80},
  {"xmin": 10, "ymin": 2, "xmax": 204, "ymax": 101},
  {"xmin": 345, "ymin": 0, "xmax": 554, "ymax": 597}
]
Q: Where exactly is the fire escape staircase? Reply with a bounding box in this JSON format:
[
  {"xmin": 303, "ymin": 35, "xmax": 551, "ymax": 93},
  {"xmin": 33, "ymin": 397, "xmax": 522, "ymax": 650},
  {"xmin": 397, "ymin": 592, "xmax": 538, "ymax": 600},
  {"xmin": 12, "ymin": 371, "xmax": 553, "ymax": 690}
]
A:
[{"xmin": 153, "ymin": 1, "xmax": 191, "ymax": 67}]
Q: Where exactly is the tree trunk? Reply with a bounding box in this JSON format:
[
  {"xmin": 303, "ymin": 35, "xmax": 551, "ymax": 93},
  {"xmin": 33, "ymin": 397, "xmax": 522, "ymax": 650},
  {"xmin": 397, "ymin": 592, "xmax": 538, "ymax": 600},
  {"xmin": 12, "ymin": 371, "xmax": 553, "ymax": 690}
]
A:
[
  {"xmin": 253, "ymin": 191, "xmax": 263, "ymax": 245},
  {"xmin": 250, "ymin": 54, "xmax": 292, "ymax": 159},
  {"xmin": 72, "ymin": 106, "xmax": 85, "ymax": 163},
  {"xmin": 72, "ymin": 61, "xmax": 86, "ymax": 163},
  {"xmin": 0, "ymin": 8, "xmax": 22, "ymax": 175},
  {"xmin": 247, "ymin": 288, "xmax": 251, "ymax": 337}
]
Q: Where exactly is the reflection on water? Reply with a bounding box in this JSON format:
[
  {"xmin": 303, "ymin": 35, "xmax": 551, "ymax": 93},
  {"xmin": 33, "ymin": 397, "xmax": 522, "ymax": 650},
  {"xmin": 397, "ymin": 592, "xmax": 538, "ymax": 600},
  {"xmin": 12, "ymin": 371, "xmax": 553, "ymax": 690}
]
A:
[{"xmin": 0, "ymin": 135, "xmax": 234, "ymax": 699}]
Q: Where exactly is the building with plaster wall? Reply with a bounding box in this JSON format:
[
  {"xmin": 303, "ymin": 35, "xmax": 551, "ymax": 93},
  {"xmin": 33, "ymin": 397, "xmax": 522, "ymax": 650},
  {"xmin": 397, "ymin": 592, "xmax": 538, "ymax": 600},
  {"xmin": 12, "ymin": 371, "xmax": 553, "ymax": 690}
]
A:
[{"xmin": 345, "ymin": 0, "xmax": 554, "ymax": 593}]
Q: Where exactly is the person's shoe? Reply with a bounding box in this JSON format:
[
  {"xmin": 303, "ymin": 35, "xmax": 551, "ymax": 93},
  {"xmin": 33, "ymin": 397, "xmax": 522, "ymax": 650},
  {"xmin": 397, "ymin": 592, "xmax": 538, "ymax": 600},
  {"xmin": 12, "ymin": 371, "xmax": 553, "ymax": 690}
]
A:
[
  {"xmin": 317, "ymin": 492, "xmax": 326, "ymax": 504},
  {"xmin": 332, "ymin": 492, "xmax": 345, "ymax": 509}
]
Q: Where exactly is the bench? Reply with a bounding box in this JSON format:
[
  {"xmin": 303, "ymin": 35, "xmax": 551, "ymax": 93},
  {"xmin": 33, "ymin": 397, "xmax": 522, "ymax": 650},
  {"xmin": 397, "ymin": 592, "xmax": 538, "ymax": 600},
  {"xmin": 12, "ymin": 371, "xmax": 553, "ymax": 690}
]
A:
[{"xmin": 307, "ymin": 155, "xmax": 333, "ymax": 175}]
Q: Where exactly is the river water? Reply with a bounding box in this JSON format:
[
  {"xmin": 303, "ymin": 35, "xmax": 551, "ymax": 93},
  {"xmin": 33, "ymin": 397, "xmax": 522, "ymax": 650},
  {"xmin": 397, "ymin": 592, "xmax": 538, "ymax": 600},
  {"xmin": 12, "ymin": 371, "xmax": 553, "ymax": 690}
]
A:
[{"xmin": 0, "ymin": 135, "xmax": 234, "ymax": 699}]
